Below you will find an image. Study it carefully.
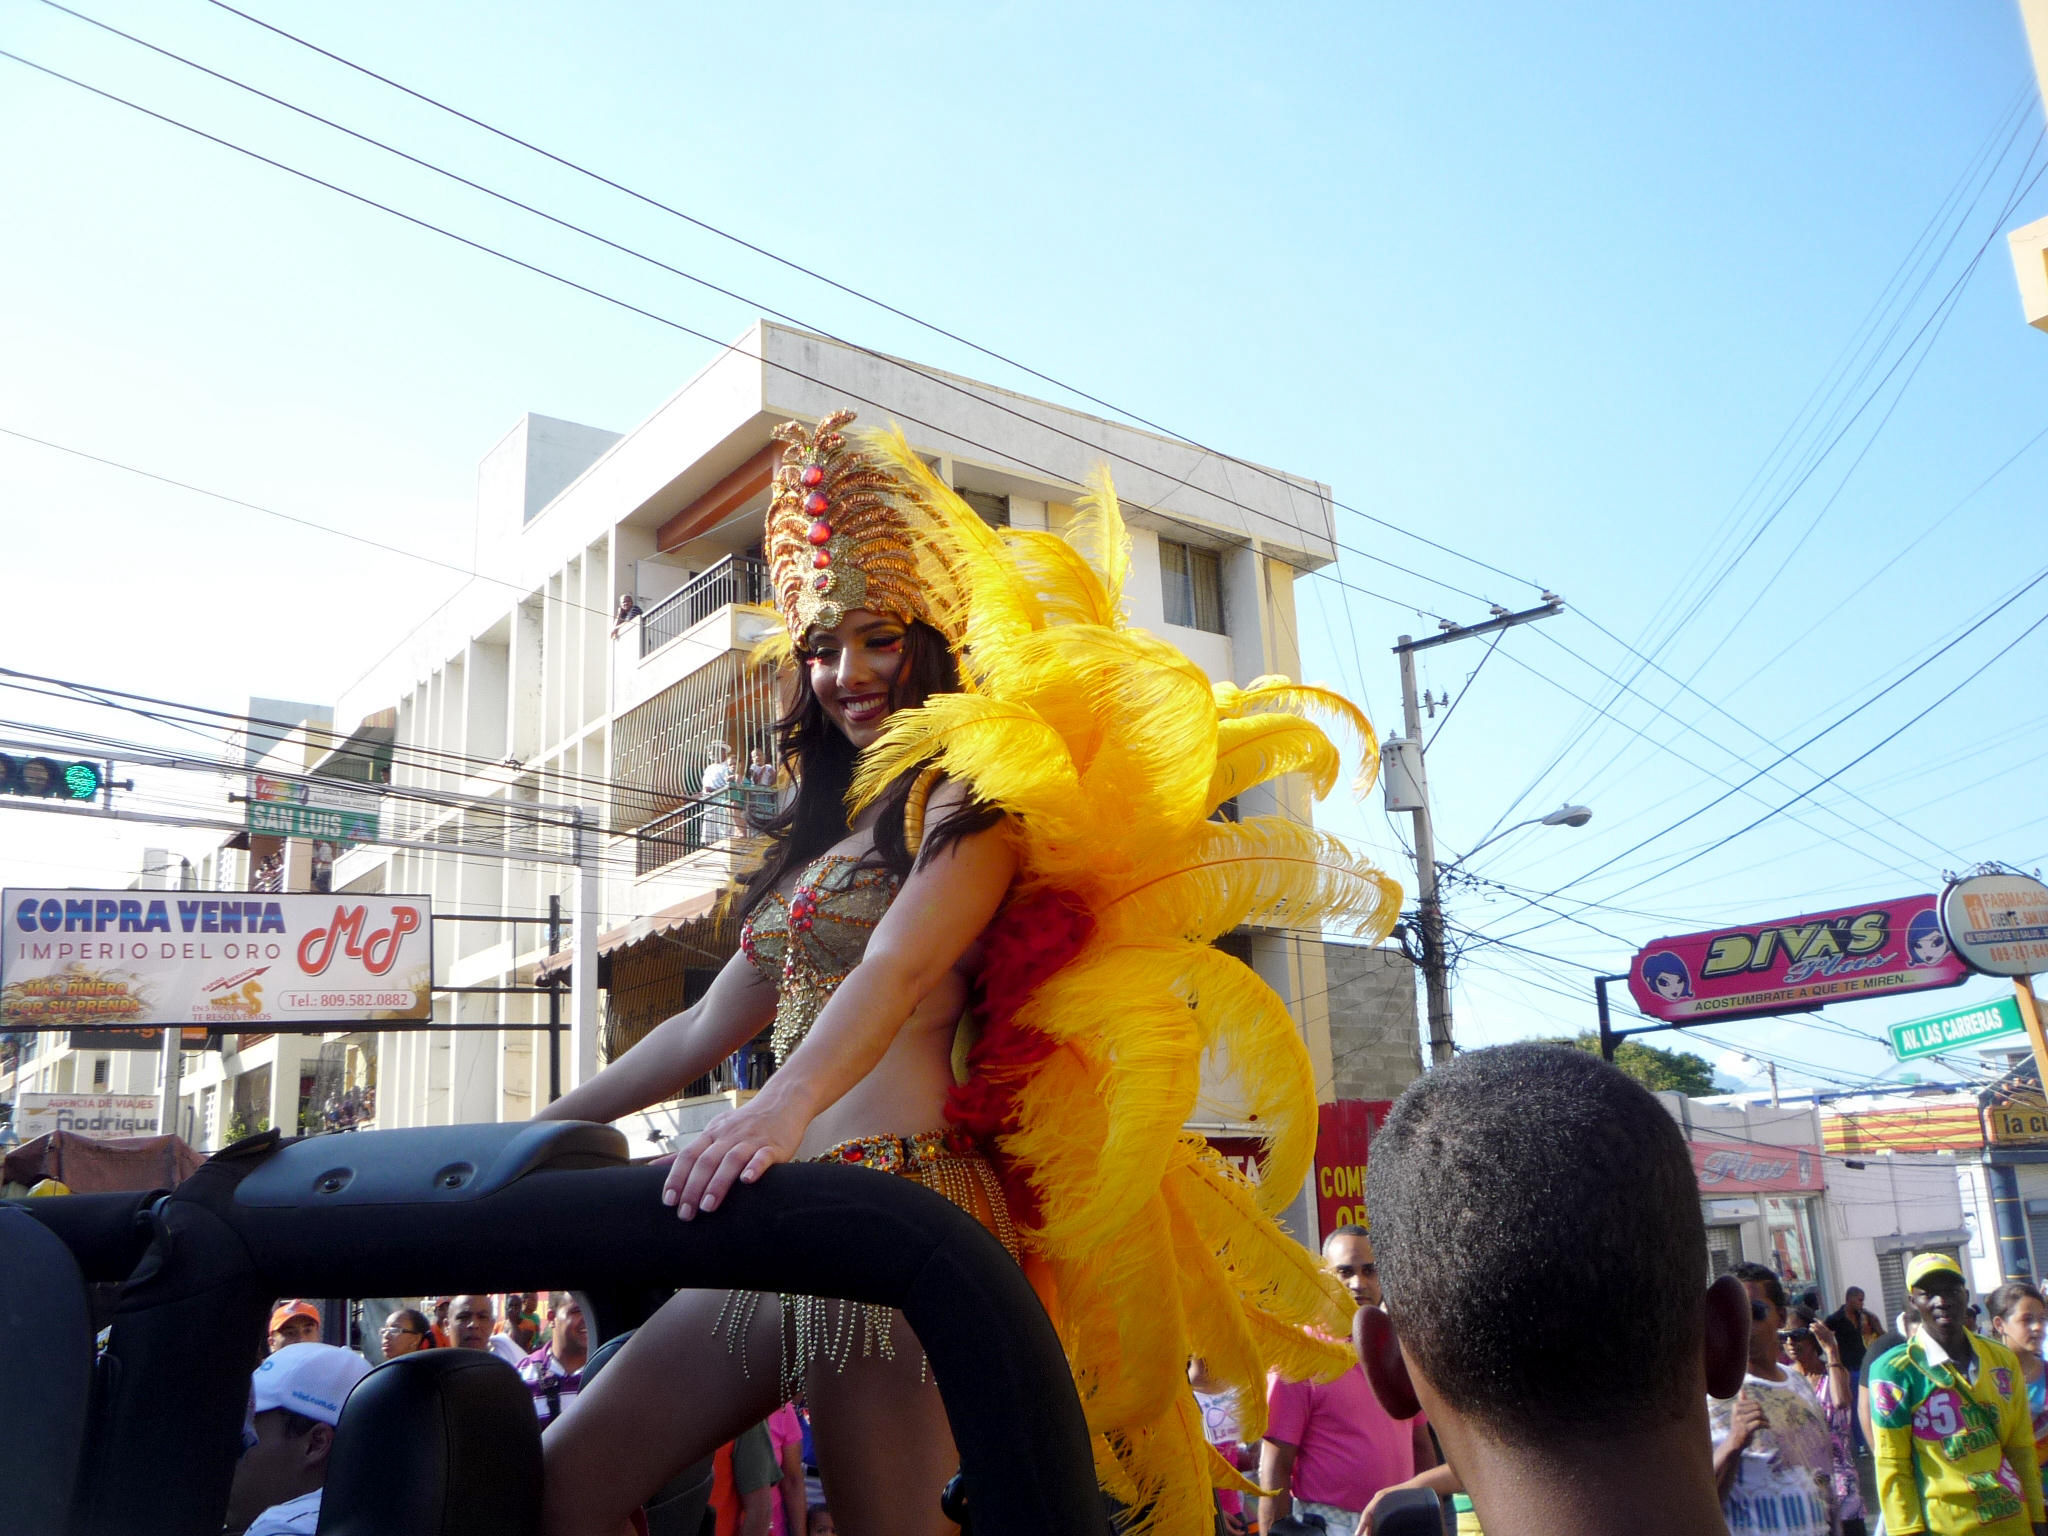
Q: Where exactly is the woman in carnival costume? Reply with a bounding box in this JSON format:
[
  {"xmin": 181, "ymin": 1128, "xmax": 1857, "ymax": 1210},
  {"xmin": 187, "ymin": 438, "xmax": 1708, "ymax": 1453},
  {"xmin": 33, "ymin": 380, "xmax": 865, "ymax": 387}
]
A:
[{"xmin": 537, "ymin": 410, "xmax": 1401, "ymax": 1536}]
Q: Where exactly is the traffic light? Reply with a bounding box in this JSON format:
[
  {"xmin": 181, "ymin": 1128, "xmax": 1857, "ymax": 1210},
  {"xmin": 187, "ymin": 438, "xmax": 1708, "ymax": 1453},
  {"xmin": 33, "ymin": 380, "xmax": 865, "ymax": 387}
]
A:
[{"xmin": 0, "ymin": 754, "xmax": 102, "ymax": 800}]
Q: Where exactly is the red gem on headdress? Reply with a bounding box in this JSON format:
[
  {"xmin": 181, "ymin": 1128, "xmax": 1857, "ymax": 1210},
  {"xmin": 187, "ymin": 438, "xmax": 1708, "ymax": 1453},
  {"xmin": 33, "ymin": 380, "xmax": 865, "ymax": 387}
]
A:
[
  {"xmin": 842, "ymin": 1144, "xmax": 864, "ymax": 1161},
  {"xmin": 803, "ymin": 491, "xmax": 829, "ymax": 516},
  {"xmin": 801, "ymin": 465, "xmax": 825, "ymax": 488},
  {"xmin": 812, "ymin": 550, "xmax": 831, "ymax": 569},
  {"xmin": 807, "ymin": 519, "xmax": 832, "ymax": 546},
  {"xmin": 813, "ymin": 573, "xmax": 831, "ymax": 592}
]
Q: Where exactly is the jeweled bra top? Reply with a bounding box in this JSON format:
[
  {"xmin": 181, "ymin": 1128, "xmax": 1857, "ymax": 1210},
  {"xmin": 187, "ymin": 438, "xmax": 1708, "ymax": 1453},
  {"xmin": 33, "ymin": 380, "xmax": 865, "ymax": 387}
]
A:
[{"xmin": 740, "ymin": 852, "xmax": 901, "ymax": 1063}]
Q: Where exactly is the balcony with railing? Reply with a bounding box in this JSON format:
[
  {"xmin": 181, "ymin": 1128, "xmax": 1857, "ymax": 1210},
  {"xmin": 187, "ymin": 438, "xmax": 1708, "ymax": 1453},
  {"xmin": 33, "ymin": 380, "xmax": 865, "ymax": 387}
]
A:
[
  {"xmin": 632, "ymin": 786, "xmax": 782, "ymax": 876},
  {"xmin": 640, "ymin": 555, "xmax": 771, "ymax": 659},
  {"xmin": 617, "ymin": 554, "xmax": 779, "ymax": 723}
]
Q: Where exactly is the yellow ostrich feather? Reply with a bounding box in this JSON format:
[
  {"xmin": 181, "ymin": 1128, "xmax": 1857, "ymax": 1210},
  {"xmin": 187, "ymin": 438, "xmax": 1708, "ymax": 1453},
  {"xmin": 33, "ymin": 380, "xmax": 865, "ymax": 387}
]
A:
[
  {"xmin": 832, "ymin": 427, "xmax": 1398, "ymax": 1536},
  {"xmin": 1216, "ymin": 675, "xmax": 1382, "ymax": 797}
]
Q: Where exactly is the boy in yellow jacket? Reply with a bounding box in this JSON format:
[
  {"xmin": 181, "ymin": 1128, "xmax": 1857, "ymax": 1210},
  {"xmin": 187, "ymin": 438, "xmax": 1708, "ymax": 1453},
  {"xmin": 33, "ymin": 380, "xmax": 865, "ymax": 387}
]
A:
[{"xmin": 1869, "ymin": 1252, "xmax": 2046, "ymax": 1535}]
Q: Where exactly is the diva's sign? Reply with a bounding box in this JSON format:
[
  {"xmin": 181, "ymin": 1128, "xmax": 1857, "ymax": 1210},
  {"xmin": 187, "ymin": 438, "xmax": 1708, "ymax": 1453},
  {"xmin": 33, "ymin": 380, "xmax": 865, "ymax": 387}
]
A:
[{"xmin": 1628, "ymin": 893, "xmax": 1970, "ymax": 1025}]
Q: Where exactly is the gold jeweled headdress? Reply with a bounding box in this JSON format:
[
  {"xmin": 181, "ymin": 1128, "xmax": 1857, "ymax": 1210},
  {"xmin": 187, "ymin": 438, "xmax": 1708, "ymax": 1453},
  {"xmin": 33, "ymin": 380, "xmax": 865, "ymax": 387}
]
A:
[{"xmin": 765, "ymin": 410, "xmax": 936, "ymax": 643}]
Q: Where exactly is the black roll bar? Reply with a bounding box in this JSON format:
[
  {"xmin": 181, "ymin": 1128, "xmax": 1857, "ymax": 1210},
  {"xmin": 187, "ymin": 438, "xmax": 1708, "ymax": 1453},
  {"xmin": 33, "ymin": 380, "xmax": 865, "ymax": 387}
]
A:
[{"xmin": 7, "ymin": 1122, "xmax": 1103, "ymax": 1536}]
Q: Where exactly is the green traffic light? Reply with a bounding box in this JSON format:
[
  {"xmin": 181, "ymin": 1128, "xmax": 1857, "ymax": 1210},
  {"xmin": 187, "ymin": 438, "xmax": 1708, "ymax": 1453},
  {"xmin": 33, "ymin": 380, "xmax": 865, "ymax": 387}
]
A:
[{"xmin": 62, "ymin": 762, "xmax": 101, "ymax": 800}]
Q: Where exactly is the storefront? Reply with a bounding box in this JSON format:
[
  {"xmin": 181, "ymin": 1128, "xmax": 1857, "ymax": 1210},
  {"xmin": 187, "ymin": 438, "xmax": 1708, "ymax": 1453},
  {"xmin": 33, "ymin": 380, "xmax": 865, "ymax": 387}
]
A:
[{"xmin": 1690, "ymin": 1135, "xmax": 1829, "ymax": 1294}]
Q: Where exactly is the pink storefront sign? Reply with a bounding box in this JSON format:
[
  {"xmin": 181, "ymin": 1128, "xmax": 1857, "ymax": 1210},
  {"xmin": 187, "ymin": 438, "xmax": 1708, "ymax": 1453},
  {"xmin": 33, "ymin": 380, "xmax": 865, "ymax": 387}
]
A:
[
  {"xmin": 1628, "ymin": 892, "xmax": 1970, "ymax": 1025},
  {"xmin": 1691, "ymin": 1140, "xmax": 1824, "ymax": 1194}
]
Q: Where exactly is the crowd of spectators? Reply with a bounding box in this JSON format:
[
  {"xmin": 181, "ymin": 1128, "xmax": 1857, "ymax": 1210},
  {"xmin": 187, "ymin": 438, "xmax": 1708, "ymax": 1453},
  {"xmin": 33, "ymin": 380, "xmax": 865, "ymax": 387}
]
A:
[
  {"xmin": 230, "ymin": 1291, "xmax": 831, "ymax": 1536},
  {"xmin": 225, "ymin": 1042, "xmax": 2048, "ymax": 1536}
]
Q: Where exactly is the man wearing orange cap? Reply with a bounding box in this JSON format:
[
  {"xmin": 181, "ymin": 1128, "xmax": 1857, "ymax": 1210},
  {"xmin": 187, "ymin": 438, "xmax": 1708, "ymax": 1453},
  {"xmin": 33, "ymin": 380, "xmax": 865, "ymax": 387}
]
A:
[
  {"xmin": 268, "ymin": 1300, "xmax": 320, "ymax": 1355},
  {"xmin": 1869, "ymin": 1252, "xmax": 2046, "ymax": 1535}
]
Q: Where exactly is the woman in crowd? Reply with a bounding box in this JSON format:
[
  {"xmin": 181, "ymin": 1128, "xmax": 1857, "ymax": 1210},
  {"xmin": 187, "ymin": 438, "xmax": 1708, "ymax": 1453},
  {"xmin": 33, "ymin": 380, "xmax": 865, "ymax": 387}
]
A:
[
  {"xmin": 534, "ymin": 411, "xmax": 1393, "ymax": 1536},
  {"xmin": 1987, "ymin": 1281, "xmax": 2048, "ymax": 1473},
  {"xmin": 1784, "ymin": 1308, "xmax": 1862, "ymax": 1536},
  {"xmin": 379, "ymin": 1308, "xmax": 435, "ymax": 1357}
]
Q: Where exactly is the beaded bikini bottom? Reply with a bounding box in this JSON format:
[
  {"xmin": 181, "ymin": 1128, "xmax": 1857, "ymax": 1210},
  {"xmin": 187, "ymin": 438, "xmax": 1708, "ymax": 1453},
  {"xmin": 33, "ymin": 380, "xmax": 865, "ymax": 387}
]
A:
[{"xmin": 713, "ymin": 1129, "xmax": 1019, "ymax": 1401}]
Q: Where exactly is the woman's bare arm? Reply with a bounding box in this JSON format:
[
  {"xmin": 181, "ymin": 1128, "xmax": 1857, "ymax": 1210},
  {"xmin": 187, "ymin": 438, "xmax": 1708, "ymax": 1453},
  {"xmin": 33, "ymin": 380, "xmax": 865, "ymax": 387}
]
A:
[
  {"xmin": 664, "ymin": 799, "xmax": 1016, "ymax": 1217},
  {"xmin": 535, "ymin": 946, "xmax": 777, "ymax": 1126}
]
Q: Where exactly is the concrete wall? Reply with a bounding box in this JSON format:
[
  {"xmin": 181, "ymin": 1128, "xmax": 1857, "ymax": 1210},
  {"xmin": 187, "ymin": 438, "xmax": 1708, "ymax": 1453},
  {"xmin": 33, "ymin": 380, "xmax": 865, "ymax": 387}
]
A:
[
  {"xmin": 1825, "ymin": 1154, "xmax": 1969, "ymax": 1310},
  {"xmin": 1323, "ymin": 942, "xmax": 1421, "ymax": 1102}
]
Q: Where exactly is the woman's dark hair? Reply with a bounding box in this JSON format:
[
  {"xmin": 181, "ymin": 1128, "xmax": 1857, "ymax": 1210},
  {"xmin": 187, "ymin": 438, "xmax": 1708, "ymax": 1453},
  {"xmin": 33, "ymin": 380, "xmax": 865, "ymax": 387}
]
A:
[
  {"xmin": 737, "ymin": 620, "xmax": 1002, "ymax": 919},
  {"xmin": 392, "ymin": 1306, "xmax": 435, "ymax": 1345},
  {"xmin": 1987, "ymin": 1281, "xmax": 2045, "ymax": 1323}
]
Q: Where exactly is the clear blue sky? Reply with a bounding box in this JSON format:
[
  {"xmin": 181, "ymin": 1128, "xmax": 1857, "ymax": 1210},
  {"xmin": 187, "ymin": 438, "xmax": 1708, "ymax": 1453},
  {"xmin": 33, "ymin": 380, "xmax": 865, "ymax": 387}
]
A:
[{"xmin": 2, "ymin": 1, "xmax": 2043, "ymax": 1092}]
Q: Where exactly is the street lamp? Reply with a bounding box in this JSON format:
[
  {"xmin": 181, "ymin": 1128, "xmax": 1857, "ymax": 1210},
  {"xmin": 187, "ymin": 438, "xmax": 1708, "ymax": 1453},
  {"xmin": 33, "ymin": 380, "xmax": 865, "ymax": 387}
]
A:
[
  {"xmin": 1445, "ymin": 805, "xmax": 1593, "ymax": 873},
  {"xmin": 1408, "ymin": 803, "xmax": 1594, "ymax": 1069}
]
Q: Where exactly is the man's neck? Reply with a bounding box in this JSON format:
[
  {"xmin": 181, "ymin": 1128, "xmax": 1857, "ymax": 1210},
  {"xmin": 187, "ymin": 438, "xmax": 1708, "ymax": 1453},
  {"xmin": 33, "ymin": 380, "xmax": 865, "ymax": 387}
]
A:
[
  {"xmin": 1746, "ymin": 1353, "xmax": 1786, "ymax": 1382},
  {"xmin": 555, "ymin": 1343, "xmax": 588, "ymax": 1372},
  {"xmin": 1926, "ymin": 1325, "xmax": 1975, "ymax": 1366},
  {"xmin": 1452, "ymin": 1413, "xmax": 1731, "ymax": 1536}
]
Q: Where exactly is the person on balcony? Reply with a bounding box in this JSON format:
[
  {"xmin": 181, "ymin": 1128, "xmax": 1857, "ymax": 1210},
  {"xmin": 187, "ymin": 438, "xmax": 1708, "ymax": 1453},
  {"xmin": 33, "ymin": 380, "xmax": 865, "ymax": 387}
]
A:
[
  {"xmin": 700, "ymin": 744, "xmax": 739, "ymax": 840},
  {"xmin": 612, "ymin": 592, "xmax": 644, "ymax": 635},
  {"xmin": 535, "ymin": 410, "xmax": 1396, "ymax": 1536}
]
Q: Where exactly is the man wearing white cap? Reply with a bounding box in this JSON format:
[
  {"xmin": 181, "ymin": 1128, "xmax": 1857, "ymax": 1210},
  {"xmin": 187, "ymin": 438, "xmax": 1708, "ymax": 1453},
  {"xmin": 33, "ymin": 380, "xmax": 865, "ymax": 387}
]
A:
[
  {"xmin": 1869, "ymin": 1251, "xmax": 2046, "ymax": 1536},
  {"xmin": 224, "ymin": 1342, "xmax": 372, "ymax": 1536}
]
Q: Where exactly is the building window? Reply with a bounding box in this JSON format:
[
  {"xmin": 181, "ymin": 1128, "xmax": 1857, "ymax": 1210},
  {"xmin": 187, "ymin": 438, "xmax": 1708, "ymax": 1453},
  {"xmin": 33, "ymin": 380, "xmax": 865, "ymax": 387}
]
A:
[
  {"xmin": 959, "ymin": 489, "xmax": 1010, "ymax": 528},
  {"xmin": 1160, "ymin": 538, "xmax": 1224, "ymax": 633},
  {"xmin": 92, "ymin": 1055, "xmax": 108, "ymax": 1087}
]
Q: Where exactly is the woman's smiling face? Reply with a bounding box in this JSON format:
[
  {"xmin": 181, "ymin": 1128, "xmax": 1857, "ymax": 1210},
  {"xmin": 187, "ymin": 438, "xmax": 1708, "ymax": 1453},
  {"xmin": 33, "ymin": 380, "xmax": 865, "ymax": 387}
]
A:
[{"xmin": 805, "ymin": 609, "xmax": 907, "ymax": 748}]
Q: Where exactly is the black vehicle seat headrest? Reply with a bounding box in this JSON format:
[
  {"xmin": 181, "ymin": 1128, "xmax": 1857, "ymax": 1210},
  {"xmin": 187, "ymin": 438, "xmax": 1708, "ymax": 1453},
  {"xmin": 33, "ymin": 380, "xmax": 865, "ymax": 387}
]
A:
[
  {"xmin": 0, "ymin": 1205, "xmax": 95, "ymax": 1536},
  {"xmin": 315, "ymin": 1348, "xmax": 540, "ymax": 1536}
]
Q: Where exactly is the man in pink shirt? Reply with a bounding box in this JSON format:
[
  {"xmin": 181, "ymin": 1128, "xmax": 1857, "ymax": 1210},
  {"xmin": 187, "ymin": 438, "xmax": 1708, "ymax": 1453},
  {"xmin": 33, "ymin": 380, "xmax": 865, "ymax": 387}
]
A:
[{"xmin": 1260, "ymin": 1226, "xmax": 1435, "ymax": 1532}]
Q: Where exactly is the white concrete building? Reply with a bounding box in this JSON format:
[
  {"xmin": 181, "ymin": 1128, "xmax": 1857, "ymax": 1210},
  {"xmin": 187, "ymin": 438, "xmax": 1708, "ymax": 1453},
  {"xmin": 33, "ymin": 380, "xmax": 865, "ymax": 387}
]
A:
[{"xmin": 278, "ymin": 321, "xmax": 1402, "ymax": 1198}]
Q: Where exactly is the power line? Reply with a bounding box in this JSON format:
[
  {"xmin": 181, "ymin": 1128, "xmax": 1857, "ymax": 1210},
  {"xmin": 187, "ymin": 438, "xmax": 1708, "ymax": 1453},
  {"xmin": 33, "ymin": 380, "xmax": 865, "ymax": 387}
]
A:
[
  {"xmin": 1458, "ymin": 564, "xmax": 2048, "ymax": 943},
  {"xmin": 1538, "ymin": 617, "xmax": 1965, "ymax": 867},
  {"xmin": 1420, "ymin": 629, "xmax": 1501, "ymax": 751},
  {"xmin": 9, "ymin": 19, "xmax": 2021, "ymax": 926},
  {"xmin": 0, "ymin": 32, "xmax": 1479, "ymax": 741},
  {"xmin": 12, "ymin": 9, "xmax": 1488, "ymax": 627},
  {"xmin": 0, "ymin": 424, "xmax": 619, "ymax": 623},
  {"xmin": 190, "ymin": 0, "xmax": 1550, "ymax": 599},
  {"xmin": 1583, "ymin": 598, "xmax": 2048, "ymax": 909},
  {"xmin": 1473, "ymin": 90, "xmax": 2043, "ymax": 841},
  {"xmin": 1474, "ymin": 642, "xmax": 1929, "ymax": 886}
]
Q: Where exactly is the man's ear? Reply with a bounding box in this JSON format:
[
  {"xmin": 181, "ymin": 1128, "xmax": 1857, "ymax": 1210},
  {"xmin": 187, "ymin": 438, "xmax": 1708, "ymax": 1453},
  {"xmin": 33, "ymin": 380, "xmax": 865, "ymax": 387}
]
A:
[
  {"xmin": 1356, "ymin": 1303, "xmax": 1422, "ymax": 1421},
  {"xmin": 1704, "ymin": 1273, "xmax": 1749, "ymax": 1399},
  {"xmin": 304, "ymin": 1421, "xmax": 336, "ymax": 1472}
]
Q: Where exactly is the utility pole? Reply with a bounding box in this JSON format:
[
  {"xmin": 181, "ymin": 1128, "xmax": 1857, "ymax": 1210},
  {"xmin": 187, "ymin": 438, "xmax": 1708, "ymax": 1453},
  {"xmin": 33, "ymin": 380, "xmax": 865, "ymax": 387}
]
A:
[{"xmin": 1391, "ymin": 596, "xmax": 1564, "ymax": 1066}]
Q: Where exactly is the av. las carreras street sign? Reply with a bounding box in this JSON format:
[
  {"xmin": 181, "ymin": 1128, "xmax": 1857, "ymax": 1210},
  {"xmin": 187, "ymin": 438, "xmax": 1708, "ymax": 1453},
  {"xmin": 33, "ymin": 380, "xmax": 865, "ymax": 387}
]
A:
[
  {"xmin": 1889, "ymin": 995, "xmax": 2026, "ymax": 1062},
  {"xmin": 1, "ymin": 891, "xmax": 433, "ymax": 1029},
  {"xmin": 1628, "ymin": 892, "xmax": 1970, "ymax": 1024}
]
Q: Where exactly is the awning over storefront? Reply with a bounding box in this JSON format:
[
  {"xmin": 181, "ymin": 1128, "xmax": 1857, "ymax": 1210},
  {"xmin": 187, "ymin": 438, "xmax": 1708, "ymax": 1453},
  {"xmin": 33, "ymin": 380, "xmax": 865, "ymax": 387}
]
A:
[{"xmin": 533, "ymin": 889, "xmax": 732, "ymax": 981}]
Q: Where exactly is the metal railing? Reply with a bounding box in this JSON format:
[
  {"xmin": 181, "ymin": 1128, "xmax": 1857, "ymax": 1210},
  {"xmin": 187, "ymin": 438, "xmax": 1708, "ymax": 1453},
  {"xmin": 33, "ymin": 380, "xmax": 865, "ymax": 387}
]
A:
[
  {"xmin": 640, "ymin": 554, "xmax": 772, "ymax": 658},
  {"xmin": 634, "ymin": 786, "xmax": 781, "ymax": 876},
  {"xmin": 677, "ymin": 1035, "xmax": 776, "ymax": 1100}
]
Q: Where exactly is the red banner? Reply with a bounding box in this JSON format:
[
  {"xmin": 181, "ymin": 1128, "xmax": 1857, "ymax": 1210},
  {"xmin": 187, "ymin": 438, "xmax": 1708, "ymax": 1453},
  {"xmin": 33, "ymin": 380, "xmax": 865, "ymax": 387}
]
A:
[
  {"xmin": 1205, "ymin": 1136, "xmax": 1267, "ymax": 1186},
  {"xmin": 1690, "ymin": 1139, "xmax": 1824, "ymax": 1195},
  {"xmin": 1627, "ymin": 893, "xmax": 1969, "ymax": 1024},
  {"xmin": 1314, "ymin": 1099, "xmax": 1393, "ymax": 1241}
]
